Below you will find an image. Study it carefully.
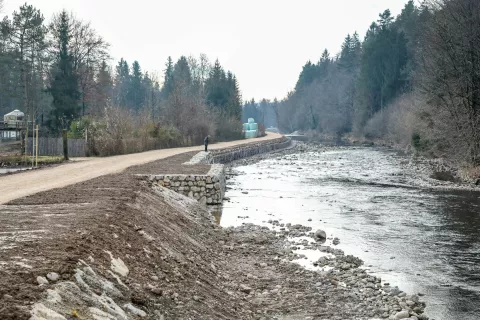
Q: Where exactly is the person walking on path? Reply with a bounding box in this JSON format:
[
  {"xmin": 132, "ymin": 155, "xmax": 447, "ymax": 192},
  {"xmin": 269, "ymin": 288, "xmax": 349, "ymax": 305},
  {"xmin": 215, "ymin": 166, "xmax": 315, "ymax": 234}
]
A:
[{"xmin": 204, "ymin": 135, "xmax": 209, "ymax": 152}]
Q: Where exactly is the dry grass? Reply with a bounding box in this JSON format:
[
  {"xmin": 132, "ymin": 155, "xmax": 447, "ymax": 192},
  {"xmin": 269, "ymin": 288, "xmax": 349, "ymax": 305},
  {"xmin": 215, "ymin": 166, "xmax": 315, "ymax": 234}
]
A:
[
  {"xmin": 0, "ymin": 155, "xmax": 64, "ymax": 166},
  {"xmin": 459, "ymin": 166, "xmax": 480, "ymax": 182}
]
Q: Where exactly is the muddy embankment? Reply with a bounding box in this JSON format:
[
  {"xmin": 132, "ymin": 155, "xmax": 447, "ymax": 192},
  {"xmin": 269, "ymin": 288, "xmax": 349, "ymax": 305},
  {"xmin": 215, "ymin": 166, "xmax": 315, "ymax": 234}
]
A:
[{"xmin": 0, "ymin": 140, "xmax": 426, "ymax": 320}]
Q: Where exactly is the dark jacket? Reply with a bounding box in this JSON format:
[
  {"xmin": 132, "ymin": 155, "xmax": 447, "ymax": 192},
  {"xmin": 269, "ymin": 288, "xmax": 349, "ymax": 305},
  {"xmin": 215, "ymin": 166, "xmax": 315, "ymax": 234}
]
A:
[{"xmin": 204, "ymin": 136, "xmax": 209, "ymax": 145}]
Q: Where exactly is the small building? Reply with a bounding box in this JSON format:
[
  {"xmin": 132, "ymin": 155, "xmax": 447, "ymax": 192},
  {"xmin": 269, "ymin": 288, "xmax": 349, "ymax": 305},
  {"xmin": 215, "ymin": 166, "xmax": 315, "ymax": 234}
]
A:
[
  {"xmin": 4, "ymin": 109, "xmax": 24, "ymax": 124},
  {"xmin": 1, "ymin": 109, "xmax": 25, "ymax": 140}
]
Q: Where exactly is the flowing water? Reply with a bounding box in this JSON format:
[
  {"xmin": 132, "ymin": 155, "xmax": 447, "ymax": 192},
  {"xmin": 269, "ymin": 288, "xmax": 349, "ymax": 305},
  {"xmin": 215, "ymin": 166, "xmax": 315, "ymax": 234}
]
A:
[{"xmin": 220, "ymin": 147, "xmax": 480, "ymax": 320}]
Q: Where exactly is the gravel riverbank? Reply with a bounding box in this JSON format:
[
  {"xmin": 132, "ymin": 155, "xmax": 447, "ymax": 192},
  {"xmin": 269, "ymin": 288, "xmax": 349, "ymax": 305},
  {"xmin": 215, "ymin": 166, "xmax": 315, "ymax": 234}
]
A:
[{"xmin": 0, "ymin": 144, "xmax": 432, "ymax": 320}]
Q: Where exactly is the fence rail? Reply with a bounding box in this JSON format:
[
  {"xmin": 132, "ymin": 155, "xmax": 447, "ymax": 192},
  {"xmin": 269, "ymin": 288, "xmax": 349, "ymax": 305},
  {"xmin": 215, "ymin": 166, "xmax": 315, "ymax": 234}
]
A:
[
  {"xmin": 26, "ymin": 137, "xmax": 86, "ymax": 157},
  {"xmin": 0, "ymin": 121, "xmax": 31, "ymax": 131}
]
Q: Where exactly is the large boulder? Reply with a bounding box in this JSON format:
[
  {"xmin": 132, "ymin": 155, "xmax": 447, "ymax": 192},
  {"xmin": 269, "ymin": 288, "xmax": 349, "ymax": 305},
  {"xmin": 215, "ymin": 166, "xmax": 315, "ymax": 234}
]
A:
[
  {"xmin": 314, "ymin": 229, "xmax": 326, "ymax": 241},
  {"xmin": 394, "ymin": 310, "xmax": 410, "ymax": 319}
]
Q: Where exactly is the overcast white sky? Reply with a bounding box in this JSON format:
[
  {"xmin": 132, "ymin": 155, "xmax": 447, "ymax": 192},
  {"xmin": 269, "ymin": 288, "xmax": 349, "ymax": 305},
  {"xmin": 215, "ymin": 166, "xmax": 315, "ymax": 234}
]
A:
[{"xmin": 3, "ymin": 0, "xmax": 409, "ymax": 101}]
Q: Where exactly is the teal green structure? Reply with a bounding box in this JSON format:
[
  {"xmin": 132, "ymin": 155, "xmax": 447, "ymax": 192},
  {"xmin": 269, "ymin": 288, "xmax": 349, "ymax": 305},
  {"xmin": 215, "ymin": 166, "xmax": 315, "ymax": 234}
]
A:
[{"xmin": 243, "ymin": 118, "xmax": 258, "ymax": 139}]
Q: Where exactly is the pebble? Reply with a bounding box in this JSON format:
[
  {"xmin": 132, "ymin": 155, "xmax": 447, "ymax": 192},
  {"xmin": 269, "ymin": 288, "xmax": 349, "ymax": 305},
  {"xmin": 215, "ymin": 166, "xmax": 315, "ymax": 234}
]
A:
[{"xmin": 151, "ymin": 287, "xmax": 163, "ymax": 295}]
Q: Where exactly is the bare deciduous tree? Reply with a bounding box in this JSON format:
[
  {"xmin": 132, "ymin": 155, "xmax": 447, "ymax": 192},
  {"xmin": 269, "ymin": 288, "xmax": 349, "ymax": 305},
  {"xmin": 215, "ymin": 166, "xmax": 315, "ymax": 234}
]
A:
[{"xmin": 418, "ymin": 0, "xmax": 480, "ymax": 165}]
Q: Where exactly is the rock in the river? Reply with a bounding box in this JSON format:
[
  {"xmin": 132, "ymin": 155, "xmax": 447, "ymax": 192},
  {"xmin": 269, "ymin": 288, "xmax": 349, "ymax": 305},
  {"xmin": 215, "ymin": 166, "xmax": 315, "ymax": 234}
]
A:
[
  {"xmin": 239, "ymin": 284, "xmax": 252, "ymax": 294},
  {"xmin": 124, "ymin": 303, "xmax": 147, "ymax": 317},
  {"xmin": 394, "ymin": 310, "xmax": 410, "ymax": 319},
  {"xmin": 37, "ymin": 276, "xmax": 49, "ymax": 285},
  {"xmin": 46, "ymin": 272, "xmax": 59, "ymax": 282},
  {"xmin": 314, "ymin": 229, "xmax": 326, "ymax": 240}
]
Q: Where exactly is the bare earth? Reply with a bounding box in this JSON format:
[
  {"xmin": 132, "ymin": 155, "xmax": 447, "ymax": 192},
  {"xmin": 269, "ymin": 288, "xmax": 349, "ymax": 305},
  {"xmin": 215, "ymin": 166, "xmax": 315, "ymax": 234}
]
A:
[
  {"xmin": 0, "ymin": 138, "xmax": 427, "ymax": 320},
  {"xmin": 0, "ymin": 133, "xmax": 281, "ymax": 205}
]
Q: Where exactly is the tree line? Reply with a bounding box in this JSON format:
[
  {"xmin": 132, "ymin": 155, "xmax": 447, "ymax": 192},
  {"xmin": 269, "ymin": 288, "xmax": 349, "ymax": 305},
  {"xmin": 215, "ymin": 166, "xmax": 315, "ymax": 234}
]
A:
[
  {"xmin": 256, "ymin": 0, "xmax": 479, "ymax": 166},
  {"xmin": 0, "ymin": 2, "xmax": 242, "ymax": 151}
]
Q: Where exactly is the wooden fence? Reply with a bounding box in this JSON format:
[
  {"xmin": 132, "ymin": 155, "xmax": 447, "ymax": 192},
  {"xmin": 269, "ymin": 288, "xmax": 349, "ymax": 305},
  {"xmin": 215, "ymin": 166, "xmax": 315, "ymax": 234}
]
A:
[{"xmin": 26, "ymin": 137, "xmax": 86, "ymax": 157}]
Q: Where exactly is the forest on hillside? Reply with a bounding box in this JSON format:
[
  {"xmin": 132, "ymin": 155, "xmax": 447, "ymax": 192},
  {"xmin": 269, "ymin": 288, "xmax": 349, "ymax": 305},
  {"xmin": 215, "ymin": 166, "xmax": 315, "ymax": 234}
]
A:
[
  {"xmin": 0, "ymin": 1, "xmax": 242, "ymax": 155},
  {"xmin": 246, "ymin": 0, "xmax": 480, "ymax": 168}
]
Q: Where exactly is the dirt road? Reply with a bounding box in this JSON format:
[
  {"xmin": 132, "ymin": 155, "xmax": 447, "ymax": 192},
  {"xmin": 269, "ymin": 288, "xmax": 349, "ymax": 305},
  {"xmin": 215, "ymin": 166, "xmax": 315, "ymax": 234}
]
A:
[{"xmin": 0, "ymin": 133, "xmax": 281, "ymax": 204}]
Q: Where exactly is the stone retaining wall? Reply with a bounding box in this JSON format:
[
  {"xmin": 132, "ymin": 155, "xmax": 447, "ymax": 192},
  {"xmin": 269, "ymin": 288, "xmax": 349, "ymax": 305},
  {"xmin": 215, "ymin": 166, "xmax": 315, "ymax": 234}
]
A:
[
  {"xmin": 211, "ymin": 137, "xmax": 291, "ymax": 164},
  {"xmin": 146, "ymin": 164, "xmax": 226, "ymax": 205},
  {"xmin": 185, "ymin": 137, "xmax": 292, "ymax": 165},
  {"xmin": 145, "ymin": 137, "xmax": 290, "ymax": 206}
]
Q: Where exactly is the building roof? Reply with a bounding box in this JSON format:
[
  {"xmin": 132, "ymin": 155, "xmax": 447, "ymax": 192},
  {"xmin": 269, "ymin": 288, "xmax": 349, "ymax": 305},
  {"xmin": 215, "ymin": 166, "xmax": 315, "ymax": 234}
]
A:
[{"xmin": 4, "ymin": 109, "xmax": 24, "ymax": 117}]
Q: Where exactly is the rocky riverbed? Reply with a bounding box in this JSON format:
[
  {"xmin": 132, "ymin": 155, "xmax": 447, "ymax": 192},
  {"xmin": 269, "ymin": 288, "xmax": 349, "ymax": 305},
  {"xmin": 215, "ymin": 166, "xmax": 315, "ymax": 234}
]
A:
[
  {"xmin": 222, "ymin": 142, "xmax": 480, "ymax": 320},
  {"xmin": 226, "ymin": 223, "xmax": 429, "ymax": 320}
]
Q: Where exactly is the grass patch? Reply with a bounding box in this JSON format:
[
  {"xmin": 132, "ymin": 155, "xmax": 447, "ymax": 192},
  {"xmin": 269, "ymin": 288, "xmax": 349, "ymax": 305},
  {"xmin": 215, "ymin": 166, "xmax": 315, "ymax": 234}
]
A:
[{"xmin": 0, "ymin": 155, "xmax": 64, "ymax": 166}]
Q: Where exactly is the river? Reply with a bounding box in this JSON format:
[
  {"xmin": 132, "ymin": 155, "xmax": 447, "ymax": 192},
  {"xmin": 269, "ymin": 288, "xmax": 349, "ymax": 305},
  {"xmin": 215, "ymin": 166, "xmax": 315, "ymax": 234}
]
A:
[{"xmin": 219, "ymin": 147, "xmax": 480, "ymax": 320}]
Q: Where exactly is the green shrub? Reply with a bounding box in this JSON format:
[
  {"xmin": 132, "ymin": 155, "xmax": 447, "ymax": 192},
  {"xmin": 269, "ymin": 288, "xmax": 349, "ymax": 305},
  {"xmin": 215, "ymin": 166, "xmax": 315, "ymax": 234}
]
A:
[
  {"xmin": 411, "ymin": 132, "xmax": 430, "ymax": 152},
  {"xmin": 215, "ymin": 117, "xmax": 243, "ymax": 142}
]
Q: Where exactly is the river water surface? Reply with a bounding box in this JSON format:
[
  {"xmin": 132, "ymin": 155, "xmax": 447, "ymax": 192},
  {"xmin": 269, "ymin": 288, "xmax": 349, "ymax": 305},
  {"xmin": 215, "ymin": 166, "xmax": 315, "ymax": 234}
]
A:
[{"xmin": 220, "ymin": 147, "xmax": 480, "ymax": 320}]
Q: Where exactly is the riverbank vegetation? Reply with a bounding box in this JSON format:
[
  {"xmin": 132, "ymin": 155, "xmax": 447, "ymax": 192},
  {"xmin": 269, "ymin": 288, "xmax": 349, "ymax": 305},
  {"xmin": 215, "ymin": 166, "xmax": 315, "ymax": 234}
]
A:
[
  {"xmin": 0, "ymin": 2, "xmax": 243, "ymax": 156},
  {"xmin": 253, "ymin": 0, "xmax": 479, "ymax": 178}
]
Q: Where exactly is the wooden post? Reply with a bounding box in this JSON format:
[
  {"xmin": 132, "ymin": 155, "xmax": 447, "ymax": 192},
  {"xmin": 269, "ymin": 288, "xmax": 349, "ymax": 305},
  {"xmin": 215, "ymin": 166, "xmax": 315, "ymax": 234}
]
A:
[
  {"xmin": 21, "ymin": 131, "xmax": 25, "ymax": 156},
  {"xmin": 24, "ymin": 126, "xmax": 28, "ymax": 165},
  {"xmin": 35, "ymin": 125, "xmax": 39, "ymax": 167},
  {"xmin": 31, "ymin": 121, "xmax": 35, "ymax": 168},
  {"xmin": 62, "ymin": 129, "xmax": 69, "ymax": 161}
]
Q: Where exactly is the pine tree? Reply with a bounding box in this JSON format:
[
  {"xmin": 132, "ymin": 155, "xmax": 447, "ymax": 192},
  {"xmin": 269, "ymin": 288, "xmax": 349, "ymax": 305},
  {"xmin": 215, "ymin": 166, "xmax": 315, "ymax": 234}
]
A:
[
  {"xmin": 114, "ymin": 58, "xmax": 129, "ymax": 107},
  {"xmin": 10, "ymin": 4, "xmax": 47, "ymax": 122},
  {"xmin": 129, "ymin": 60, "xmax": 144, "ymax": 111},
  {"xmin": 48, "ymin": 10, "xmax": 80, "ymax": 131},
  {"xmin": 318, "ymin": 49, "xmax": 331, "ymax": 77},
  {"xmin": 173, "ymin": 56, "xmax": 191, "ymax": 84},
  {"xmin": 354, "ymin": 8, "xmax": 408, "ymax": 127},
  {"xmin": 95, "ymin": 60, "xmax": 112, "ymax": 114},
  {"xmin": 339, "ymin": 33, "xmax": 361, "ymax": 72},
  {"xmin": 205, "ymin": 59, "xmax": 228, "ymax": 110},
  {"xmin": 226, "ymin": 73, "xmax": 242, "ymax": 120},
  {"xmin": 295, "ymin": 61, "xmax": 318, "ymax": 90},
  {"xmin": 162, "ymin": 56, "xmax": 174, "ymax": 98}
]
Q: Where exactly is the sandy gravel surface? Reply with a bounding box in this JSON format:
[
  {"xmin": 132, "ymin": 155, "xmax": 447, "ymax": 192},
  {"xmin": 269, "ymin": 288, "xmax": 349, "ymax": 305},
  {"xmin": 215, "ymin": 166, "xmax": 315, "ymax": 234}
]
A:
[{"xmin": 0, "ymin": 133, "xmax": 281, "ymax": 204}]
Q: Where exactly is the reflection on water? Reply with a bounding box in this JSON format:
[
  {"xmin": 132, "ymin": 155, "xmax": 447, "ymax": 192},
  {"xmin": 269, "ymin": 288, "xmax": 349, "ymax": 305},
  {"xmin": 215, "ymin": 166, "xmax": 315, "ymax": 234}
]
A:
[
  {"xmin": 209, "ymin": 205, "xmax": 223, "ymax": 225},
  {"xmin": 221, "ymin": 148, "xmax": 480, "ymax": 320}
]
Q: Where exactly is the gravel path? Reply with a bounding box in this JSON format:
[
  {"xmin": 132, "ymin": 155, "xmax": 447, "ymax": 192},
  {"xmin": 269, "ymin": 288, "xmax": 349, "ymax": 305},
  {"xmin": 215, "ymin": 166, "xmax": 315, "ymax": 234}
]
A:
[{"xmin": 0, "ymin": 133, "xmax": 281, "ymax": 204}]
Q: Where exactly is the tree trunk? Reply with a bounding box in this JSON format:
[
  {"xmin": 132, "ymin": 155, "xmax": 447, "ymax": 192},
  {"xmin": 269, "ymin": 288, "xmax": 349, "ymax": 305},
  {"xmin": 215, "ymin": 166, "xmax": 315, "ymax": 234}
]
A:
[{"xmin": 62, "ymin": 129, "xmax": 69, "ymax": 161}]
